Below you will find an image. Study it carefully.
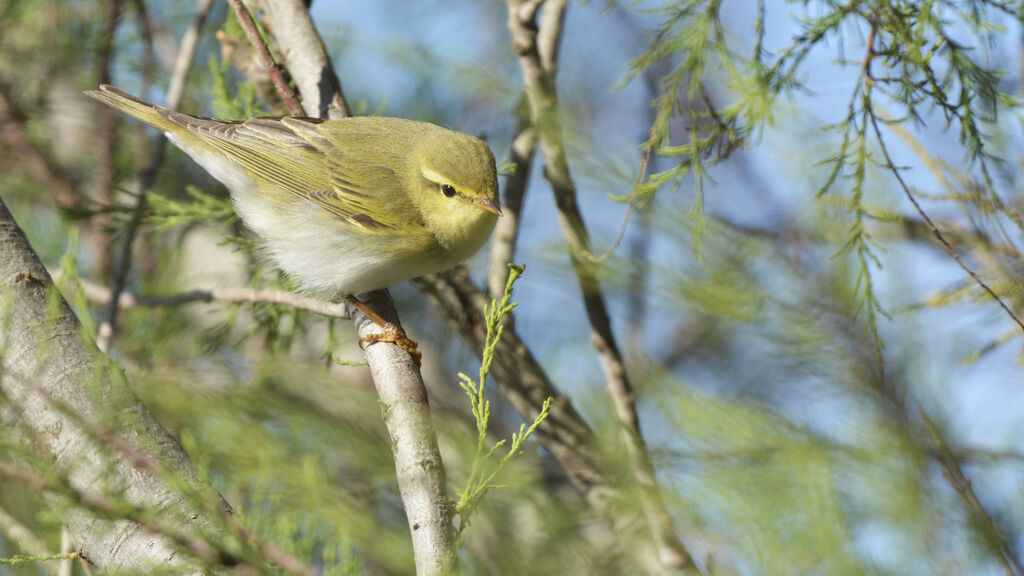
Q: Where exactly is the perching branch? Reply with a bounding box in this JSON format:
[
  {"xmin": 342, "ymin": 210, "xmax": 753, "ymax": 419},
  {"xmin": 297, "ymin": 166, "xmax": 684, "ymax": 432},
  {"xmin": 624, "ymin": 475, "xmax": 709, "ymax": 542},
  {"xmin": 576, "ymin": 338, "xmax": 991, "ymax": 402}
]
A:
[
  {"xmin": 505, "ymin": 1, "xmax": 696, "ymax": 573},
  {"xmin": 250, "ymin": 2, "xmax": 457, "ymax": 573}
]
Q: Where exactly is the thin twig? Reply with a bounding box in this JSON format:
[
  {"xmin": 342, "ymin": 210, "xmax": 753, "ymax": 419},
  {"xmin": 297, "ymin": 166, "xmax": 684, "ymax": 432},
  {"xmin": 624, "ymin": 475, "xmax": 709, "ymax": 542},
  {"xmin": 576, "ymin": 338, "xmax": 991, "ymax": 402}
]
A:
[
  {"xmin": 862, "ymin": 33, "xmax": 1022, "ymax": 334},
  {"xmin": 864, "ymin": 27, "xmax": 1024, "ymax": 576},
  {"xmin": 872, "ymin": 116, "xmax": 1024, "ymax": 332},
  {"xmin": 96, "ymin": 0, "xmax": 215, "ymax": 354},
  {"xmin": 919, "ymin": 407, "xmax": 1024, "ymax": 576},
  {"xmin": 225, "ymin": 0, "xmax": 304, "ymax": 116},
  {"xmin": 57, "ymin": 270, "xmax": 350, "ymax": 319},
  {"xmin": 588, "ymin": 125, "xmax": 657, "ymax": 264},
  {"xmin": 91, "ymin": 0, "xmax": 123, "ymax": 280}
]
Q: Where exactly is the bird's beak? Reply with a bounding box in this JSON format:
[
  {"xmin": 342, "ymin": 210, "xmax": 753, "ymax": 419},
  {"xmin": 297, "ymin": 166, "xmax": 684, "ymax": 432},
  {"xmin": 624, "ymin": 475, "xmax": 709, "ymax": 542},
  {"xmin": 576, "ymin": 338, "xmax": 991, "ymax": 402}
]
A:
[{"xmin": 476, "ymin": 197, "xmax": 503, "ymax": 217}]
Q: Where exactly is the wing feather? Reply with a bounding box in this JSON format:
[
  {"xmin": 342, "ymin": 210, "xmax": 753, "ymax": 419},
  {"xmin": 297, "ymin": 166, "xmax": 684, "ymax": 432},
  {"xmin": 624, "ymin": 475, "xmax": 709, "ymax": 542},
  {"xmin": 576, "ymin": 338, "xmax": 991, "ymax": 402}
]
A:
[{"xmin": 176, "ymin": 116, "xmax": 419, "ymax": 232}]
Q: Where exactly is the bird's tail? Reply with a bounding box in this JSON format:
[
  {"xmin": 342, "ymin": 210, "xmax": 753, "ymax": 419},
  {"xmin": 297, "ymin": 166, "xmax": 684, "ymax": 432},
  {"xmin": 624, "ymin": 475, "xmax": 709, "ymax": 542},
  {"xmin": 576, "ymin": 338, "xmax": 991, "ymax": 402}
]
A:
[{"xmin": 83, "ymin": 84, "xmax": 183, "ymax": 135}]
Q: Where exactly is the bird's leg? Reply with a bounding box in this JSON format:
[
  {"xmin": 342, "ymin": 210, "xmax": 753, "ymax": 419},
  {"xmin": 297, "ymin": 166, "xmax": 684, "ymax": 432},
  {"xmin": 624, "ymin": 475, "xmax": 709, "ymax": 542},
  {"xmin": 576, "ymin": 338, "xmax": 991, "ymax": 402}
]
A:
[{"xmin": 344, "ymin": 295, "xmax": 422, "ymax": 366}]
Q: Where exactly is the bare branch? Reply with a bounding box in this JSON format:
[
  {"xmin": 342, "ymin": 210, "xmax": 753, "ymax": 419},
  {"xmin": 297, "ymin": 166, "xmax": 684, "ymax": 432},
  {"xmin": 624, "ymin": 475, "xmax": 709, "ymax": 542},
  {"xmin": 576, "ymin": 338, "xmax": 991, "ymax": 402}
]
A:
[
  {"xmin": 252, "ymin": 3, "xmax": 455, "ymax": 572},
  {"xmin": 346, "ymin": 291, "xmax": 457, "ymax": 575},
  {"xmin": 56, "ymin": 270, "xmax": 351, "ymax": 319},
  {"xmin": 90, "ymin": 0, "xmax": 124, "ymax": 279},
  {"xmin": 486, "ymin": 118, "xmax": 536, "ymax": 300},
  {"xmin": 486, "ymin": 0, "xmax": 568, "ymax": 297},
  {"xmin": 505, "ymin": 1, "xmax": 696, "ymax": 573}
]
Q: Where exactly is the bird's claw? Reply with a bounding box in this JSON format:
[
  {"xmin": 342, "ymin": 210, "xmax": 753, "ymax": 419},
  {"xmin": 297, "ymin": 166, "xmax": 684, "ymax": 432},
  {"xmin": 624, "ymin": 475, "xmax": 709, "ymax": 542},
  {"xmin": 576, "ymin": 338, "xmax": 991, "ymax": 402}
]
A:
[{"xmin": 359, "ymin": 323, "xmax": 422, "ymax": 367}]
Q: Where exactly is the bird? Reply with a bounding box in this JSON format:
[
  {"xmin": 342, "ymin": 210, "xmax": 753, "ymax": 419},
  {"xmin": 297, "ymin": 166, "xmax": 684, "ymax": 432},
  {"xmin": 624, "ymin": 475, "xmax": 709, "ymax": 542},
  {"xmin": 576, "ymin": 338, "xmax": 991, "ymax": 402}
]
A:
[{"xmin": 85, "ymin": 84, "xmax": 503, "ymax": 363}]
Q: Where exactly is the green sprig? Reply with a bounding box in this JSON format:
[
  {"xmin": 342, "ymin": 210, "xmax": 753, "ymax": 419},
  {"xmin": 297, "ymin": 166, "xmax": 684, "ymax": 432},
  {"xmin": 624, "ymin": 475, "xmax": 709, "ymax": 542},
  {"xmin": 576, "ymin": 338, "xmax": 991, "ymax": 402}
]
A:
[{"xmin": 454, "ymin": 264, "xmax": 551, "ymax": 535}]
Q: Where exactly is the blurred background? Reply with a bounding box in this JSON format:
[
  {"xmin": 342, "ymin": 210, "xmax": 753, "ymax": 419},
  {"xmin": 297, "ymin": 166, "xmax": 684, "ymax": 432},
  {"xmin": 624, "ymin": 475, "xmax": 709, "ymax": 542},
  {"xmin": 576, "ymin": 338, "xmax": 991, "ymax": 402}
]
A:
[{"xmin": 1, "ymin": 0, "xmax": 1023, "ymax": 574}]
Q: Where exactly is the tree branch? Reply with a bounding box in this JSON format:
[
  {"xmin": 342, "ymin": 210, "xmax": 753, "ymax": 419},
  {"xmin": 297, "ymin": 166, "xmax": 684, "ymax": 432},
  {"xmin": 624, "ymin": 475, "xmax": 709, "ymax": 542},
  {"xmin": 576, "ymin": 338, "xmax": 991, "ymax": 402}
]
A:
[
  {"xmin": 257, "ymin": 0, "xmax": 350, "ymax": 119},
  {"xmin": 56, "ymin": 270, "xmax": 351, "ymax": 319},
  {"xmin": 486, "ymin": 114, "xmax": 535, "ymax": 301},
  {"xmin": 348, "ymin": 291, "xmax": 457, "ymax": 575},
  {"xmin": 505, "ymin": 1, "xmax": 696, "ymax": 573},
  {"xmin": 0, "ymin": 197, "xmax": 220, "ymax": 573},
  {"xmin": 225, "ymin": 0, "xmax": 304, "ymax": 116}
]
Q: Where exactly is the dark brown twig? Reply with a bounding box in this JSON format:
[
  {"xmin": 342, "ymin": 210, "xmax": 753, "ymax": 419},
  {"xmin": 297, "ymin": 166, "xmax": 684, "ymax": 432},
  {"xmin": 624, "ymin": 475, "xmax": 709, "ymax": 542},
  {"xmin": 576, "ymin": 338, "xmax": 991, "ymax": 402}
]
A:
[
  {"xmin": 864, "ymin": 27, "xmax": 1023, "ymax": 335},
  {"xmin": 864, "ymin": 26, "xmax": 1024, "ymax": 576},
  {"xmin": 91, "ymin": 0, "xmax": 124, "ymax": 279},
  {"xmin": 225, "ymin": 0, "xmax": 304, "ymax": 116}
]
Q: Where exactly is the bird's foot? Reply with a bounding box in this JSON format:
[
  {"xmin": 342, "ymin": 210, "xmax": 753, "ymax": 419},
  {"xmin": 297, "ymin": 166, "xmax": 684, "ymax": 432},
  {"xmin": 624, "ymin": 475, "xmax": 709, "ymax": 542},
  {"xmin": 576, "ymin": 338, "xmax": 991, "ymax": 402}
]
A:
[{"xmin": 359, "ymin": 323, "xmax": 422, "ymax": 366}]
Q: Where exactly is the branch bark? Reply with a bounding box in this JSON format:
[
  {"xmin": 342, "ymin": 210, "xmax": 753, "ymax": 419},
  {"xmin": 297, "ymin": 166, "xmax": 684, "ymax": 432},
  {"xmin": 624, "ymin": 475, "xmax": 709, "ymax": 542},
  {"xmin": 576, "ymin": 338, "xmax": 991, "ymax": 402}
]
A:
[
  {"xmin": 57, "ymin": 270, "xmax": 352, "ymax": 319},
  {"xmin": 0, "ymin": 197, "xmax": 219, "ymax": 573},
  {"xmin": 348, "ymin": 291, "xmax": 457, "ymax": 576},
  {"xmin": 257, "ymin": 0, "xmax": 350, "ymax": 119}
]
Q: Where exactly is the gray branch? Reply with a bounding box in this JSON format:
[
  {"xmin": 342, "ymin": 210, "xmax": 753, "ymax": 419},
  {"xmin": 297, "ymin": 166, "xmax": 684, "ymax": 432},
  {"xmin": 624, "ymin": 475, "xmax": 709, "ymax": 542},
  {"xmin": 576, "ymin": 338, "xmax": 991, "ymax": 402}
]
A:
[
  {"xmin": 56, "ymin": 270, "xmax": 351, "ymax": 319},
  {"xmin": 257, "ymin": 0, "xmax": 350, "ymax": 119},
  {"xmin": 349, "ymin": 291, "xmax": 457, "ymax": 576},
  {"xmin": 0, "ymin": 198, "xmax": 220, "ymax": 573}
]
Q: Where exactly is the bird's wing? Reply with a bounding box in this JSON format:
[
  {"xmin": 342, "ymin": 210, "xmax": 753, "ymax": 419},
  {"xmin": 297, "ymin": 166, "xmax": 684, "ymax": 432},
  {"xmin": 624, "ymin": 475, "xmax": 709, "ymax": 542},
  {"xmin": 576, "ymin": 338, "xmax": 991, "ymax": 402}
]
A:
[{"xmin": 182, "ymin": 116, "xmax": 413, "ymax": 232}]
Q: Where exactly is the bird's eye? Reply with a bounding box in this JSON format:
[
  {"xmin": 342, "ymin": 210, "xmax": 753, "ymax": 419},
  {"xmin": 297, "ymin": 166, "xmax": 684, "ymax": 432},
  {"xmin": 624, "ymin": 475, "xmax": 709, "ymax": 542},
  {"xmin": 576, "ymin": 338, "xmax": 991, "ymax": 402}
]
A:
[{"xmin": 441, "ymin": 184, "xmax": 457, "ymax": 198}]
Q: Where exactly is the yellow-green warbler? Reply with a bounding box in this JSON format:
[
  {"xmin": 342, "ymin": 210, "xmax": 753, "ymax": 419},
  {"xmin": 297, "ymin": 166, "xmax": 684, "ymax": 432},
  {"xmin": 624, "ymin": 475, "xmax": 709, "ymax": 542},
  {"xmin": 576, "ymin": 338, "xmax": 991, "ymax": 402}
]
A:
[{"xmin": 86, "ymin": 85, "xmax": 502, "ymax": 361}]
